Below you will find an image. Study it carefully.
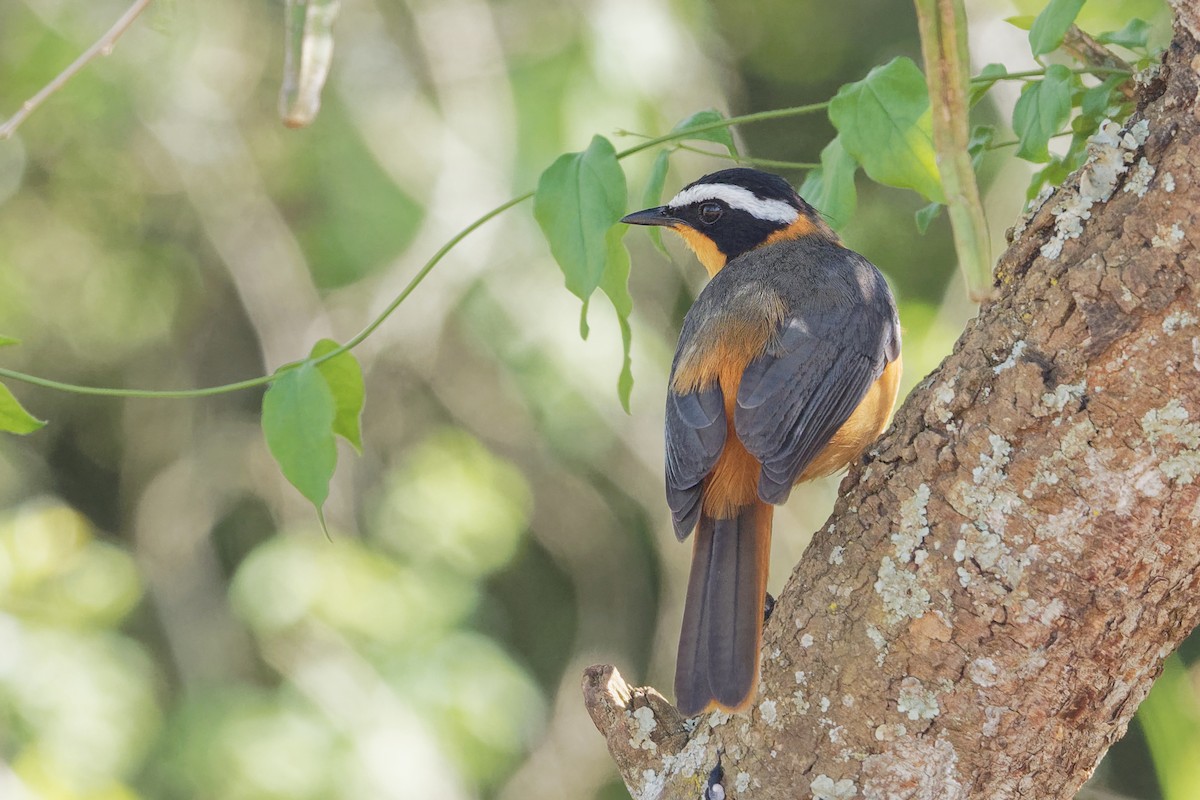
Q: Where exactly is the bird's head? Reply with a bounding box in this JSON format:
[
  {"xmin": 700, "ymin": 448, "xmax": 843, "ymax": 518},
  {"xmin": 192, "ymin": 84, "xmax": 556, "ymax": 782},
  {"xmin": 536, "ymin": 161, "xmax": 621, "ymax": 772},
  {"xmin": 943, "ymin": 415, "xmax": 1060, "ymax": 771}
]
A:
[{"xmin": 621, "ymin": 168, "xmax": 833, "ymax": 276}]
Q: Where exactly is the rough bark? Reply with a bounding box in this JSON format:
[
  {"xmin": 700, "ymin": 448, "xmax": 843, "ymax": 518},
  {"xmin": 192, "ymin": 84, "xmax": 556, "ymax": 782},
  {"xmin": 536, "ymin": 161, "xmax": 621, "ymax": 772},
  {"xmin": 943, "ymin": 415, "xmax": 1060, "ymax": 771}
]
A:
[{"xmin": 584, "ymin": 19, "xmax": 1200, "ymax": 800}]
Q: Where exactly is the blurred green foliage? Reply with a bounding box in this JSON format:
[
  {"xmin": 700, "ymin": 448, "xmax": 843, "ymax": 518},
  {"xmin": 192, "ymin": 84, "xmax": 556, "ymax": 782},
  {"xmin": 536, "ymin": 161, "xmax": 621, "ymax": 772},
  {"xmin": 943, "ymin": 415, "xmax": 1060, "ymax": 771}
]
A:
[{"xmin": 0, "ymin": 0, "xmax": 1196, "ymax": 799}]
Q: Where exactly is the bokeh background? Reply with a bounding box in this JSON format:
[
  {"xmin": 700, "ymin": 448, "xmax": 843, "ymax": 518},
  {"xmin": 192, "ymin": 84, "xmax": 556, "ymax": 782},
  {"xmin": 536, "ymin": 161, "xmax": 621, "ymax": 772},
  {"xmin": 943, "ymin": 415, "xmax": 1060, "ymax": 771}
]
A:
[{"xmin": 1, "ymin": 0, "xmax": 1197, "ymax": 798}]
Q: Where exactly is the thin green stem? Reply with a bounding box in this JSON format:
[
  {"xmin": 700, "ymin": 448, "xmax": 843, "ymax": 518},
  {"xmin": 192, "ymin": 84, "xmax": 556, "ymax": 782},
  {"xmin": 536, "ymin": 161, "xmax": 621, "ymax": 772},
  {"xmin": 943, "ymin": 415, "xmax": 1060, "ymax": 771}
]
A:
[
  {"xmin": 0, "ymin": 367, "xmax": 274, "ymax": 398},
  {"xmin": 969, "ymin": 65, "xmax": 1131, "ymax": 83},
  {"xmin": 0, "ymin": 193, "xmax": 534, "ymax": 399},
  {"xmin": 339, "ymin": 192, "xmax": 532, "ymax": 353},
  {"xmin": 669, "ymin": 142, "xmax": 819, "ymax": 170},
  {"xmin": 3, "ymin": 100, "xmax": 833, "ymax": 400},
  {"xmin": 987, "ymin": 130, "xmax": 1074, "ymax": 150},
  {"xmin": 615, "ymin": 103, "xmax": 830, "ymax": 159}
]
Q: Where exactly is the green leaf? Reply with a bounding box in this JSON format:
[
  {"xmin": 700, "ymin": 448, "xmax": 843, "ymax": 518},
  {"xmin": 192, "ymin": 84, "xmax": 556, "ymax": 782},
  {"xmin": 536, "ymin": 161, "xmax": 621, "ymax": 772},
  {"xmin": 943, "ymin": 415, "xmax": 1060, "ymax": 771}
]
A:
[
  {"xmin": 672, "ymin": 109, "xmax": 738, "ymax": 157},
  {"xmin": 262, "ymin": 363, "xmax": 337, "ymax": 513},
  {"xmin": 1012, "ymin": 64, "xmax": 1073, "ymax": 163},
  {"xmin": 914, "ymin": 202, "xmax": 943, "ymax": 234},
  {"xmin": 534, "ymin": 135, "xmax": 628, "ymax": 309},
  {"xmin": 1005, "ymin": 15, "xmax": 1035, "ymax": 30},
  {"xmin": 0, "ymin": 382, "xmax": 46, "ymax": 434},
  {"xmin": 1081, "ymin": 74, "xmax": 1129, "ymax": 121},
  {"xmin": 0, "ymin": 336, "xmax": 20, "ymax": 347},
  {"xmin": 600, "ymin": 226, "xmax": 634, "ymax": 412},
  {"xmin": 1095, "ymin": 18, "xmax": 1150, "ymax": 49},
  {"xmin": 799, "ymin": 136, "xmax": 858, "ymax": 230},
  {"xmin": 969, "ymin": 63, "xmax": 1008, "ymax": 106},
  {"xmin": 642, "ymin": 149, "xmax": 672, "ymax": 256},
  {"xmin": 1026, "ymin": 156, "xmax": 1070, "ymax": 199},
  {"xmin": 968, "ymin": 125, "xmax": 995, "ymax": 170},
  {"xmin": 1028, "ymin": 0, "xmax": 1086, "ymax": 57},
  {"xmin": 535, "ymin": 135, "xmax": 637, "ymax": 410},
  {"xmin": 829, "ymin": 56, "xmax": 944, "ymax": 204},
  {"xmin": 579, "ymin": 299, "xmax": 591, "ymax": 340},
  {"xmin": 310, "ymin": 339, "xmax": 365, "ymax": 453}
]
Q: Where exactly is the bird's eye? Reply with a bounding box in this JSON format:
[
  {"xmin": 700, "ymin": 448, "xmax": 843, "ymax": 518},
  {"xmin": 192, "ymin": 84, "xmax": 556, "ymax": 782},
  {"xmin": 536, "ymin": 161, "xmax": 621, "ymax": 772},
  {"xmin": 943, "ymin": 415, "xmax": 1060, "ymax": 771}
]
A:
[{"xmin": 698, "ymin": 202, "xmax": 723, "ymax": 224}]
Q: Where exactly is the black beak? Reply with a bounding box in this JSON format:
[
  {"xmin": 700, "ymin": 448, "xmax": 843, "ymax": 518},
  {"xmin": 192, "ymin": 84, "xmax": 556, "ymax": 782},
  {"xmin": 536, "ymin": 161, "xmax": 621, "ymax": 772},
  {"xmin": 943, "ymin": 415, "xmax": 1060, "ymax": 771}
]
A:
[{"xmin": 620, "ymin": 205, "xmax": 681, "ymax": 227}]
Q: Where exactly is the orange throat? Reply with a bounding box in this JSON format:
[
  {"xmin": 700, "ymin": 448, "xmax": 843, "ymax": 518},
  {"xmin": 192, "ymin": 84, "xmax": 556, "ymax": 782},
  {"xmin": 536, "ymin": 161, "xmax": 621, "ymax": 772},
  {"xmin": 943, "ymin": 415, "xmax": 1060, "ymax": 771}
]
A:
[{"xmin": 672, "ymin": 226, "xmax": 727, "ymax": 276}]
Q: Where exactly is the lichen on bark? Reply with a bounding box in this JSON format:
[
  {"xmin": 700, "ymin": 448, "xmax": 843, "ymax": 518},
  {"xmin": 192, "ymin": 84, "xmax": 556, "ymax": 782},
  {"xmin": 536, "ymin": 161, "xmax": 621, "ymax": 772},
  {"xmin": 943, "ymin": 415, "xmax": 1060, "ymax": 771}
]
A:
[{"xmin": 585, "ymin": 18, "xmax": 1200, "ymax": 800}]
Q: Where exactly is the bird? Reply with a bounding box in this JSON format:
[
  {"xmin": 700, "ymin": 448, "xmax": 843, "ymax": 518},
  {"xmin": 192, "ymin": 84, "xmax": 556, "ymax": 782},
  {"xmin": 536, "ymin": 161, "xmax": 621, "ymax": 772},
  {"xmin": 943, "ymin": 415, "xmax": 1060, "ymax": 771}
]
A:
[{"xmin": 621, "ymin": 167, "xmax": 902, "ymax": 716}]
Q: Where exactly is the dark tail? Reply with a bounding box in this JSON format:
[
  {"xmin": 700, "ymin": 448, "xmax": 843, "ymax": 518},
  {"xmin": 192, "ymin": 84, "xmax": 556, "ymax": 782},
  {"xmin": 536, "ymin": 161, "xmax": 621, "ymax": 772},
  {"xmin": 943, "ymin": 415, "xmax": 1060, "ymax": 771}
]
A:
[{"xmin": 674, "ymin": 500, "xmax": 773, "ymax": 716}]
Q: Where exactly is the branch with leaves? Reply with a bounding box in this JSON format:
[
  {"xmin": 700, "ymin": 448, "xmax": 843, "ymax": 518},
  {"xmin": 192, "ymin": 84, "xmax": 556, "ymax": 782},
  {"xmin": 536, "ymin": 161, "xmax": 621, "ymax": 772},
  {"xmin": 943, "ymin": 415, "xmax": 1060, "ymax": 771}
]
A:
[{"xmin": 0, "ymin": 0, "xmax": 1160, "ymax": 527}]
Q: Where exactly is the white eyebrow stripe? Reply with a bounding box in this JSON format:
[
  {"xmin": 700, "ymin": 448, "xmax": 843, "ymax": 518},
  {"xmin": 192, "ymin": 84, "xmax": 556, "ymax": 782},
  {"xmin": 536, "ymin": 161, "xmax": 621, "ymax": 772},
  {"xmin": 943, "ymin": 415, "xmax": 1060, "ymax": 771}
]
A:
[{"xmin": 667, "ymin": 184, "xmax": 799, "ymax": 224}]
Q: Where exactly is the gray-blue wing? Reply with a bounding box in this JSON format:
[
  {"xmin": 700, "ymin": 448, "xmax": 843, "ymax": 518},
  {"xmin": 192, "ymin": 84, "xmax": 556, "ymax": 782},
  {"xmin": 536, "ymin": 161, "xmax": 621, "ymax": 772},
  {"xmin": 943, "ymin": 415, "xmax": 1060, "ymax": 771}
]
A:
[
  {"xmin": 664, "ymin": 384, "xmax": 726, "ymax": 540},
  {"xmin": 736, "ymin": 311, "xmax": 894, "ymax": 504}
]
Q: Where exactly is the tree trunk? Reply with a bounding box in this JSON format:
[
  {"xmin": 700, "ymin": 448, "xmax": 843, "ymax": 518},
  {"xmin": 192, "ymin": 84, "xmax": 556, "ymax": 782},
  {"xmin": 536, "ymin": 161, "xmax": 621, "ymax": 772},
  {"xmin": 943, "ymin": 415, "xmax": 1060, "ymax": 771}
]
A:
[{"xmin": 584, "ymin": 15, "xmax": 1200, "ymax": 800}]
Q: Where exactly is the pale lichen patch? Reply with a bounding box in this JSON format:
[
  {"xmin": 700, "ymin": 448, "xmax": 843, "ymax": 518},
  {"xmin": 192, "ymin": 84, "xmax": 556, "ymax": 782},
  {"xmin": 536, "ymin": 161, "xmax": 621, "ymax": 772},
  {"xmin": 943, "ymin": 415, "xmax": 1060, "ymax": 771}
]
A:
[
  {"xmin": 968, "ymin": 657, "xmax": 999, "ymax": 687},
  {"xmin": 1013, "ymin": 185, "xmax": 1054, "ymax": 239},
  {"xmin": 1041, "ymin": 119, "xmax": 1145, "ymax": 259},
  {"xmin": 759, "ymin": 698, "xmax": 779, "ymax": 727},
  {"xmin": 1036, "ymin": 503, "xmax": 1089, "ymax": 557},
  {"xmin": 873, "ymin": 723, "xmax": 907, "ymax": 741},
  {"xmin": 1040, "ymin": 381, "xmax": 1085, "ymax": 414},
  {"xmin": 1135, "ymin": 62, "xmax": 1161, "ymax": 87},
  {"xmin": 638, "ymin": 769, "xmax": 664, "ymax": 800},
  {"xmin": 810, "ymin": 774, "xmax": 858, "ymax": 800},
  {"xmin": 1024, "ymin": 465, "xmax": 1061, "ymax": 498},
  {"xmin": 629, "ymin": 706, "xmax": 659, "ymax": 751},
  {"xmin": 897, "ymin": 676, "xmax": 940, "ymax": 720},
  {"xmin": 707, "ymin": 710, "xmax": 731, "ymax": 729},
  {"xmin": 1163, "ymin": 310, "xmax": 1198, "ymax": 333},
  {"xmin": 1128, "ymin": 119, "xmax": 1150, "ymax": 146},
  {"xmin": 1039, "ymin": 597, "xmax": 1066, "ymax": 625},
  {"xmin": 866, "ymin": 624, "xmax": 888, "ymax": 666},
  {"xmin": 930, "ymin": 375, "xmax": 958, "ymax": 423},
  {"xmin": 1142, "ymin": 400, "xmax": 1200, "ymax": 484},
  {"xmin": 863, "ymin": 736, "xmax": 965, "ymax": 800},
  {"xmin": 992, "ymin": 340, "xmax": 1027, "ymax": 374},
  {"xmin": 1124, "ymin": 157, "xmax": 1155, "ymax": 197},
  {"xmin": 1163, "ymin": 171, "xmax": 1176, "ymax": 192},
  {"xmin": 949, "ymin": 431, "xmax": 1036, "ymax": 592},
  {"xmin": 983, "ymin": 705, "xmax": 1008, "ymax": 737},
  {"xmin": 874, "ymin": 556, "xmax": 932, "ymax": 623},
  {"xmin": 1152, "ymin": 222, "xmax": 1185, "ymax": 248},
  {"xmin": 828, "ymin": 545, "xmax": 845, "ymax": 566},
  {"xmin": 1162, "ymin": 453, "xmax": 1200, "ymax": 484},
  {"xmin": 891, "ymin": 483, "xmax": 931, "ymax": 563},
  {"xmin": 794, "ymin": 689, "xmax": 811, "ymax": 714},
  {"xmin": 646, "ymin": 726, "xmax": 714, "ymax": 797},
  {"xmin": 1029, "ymin": 419, "xmax": 1099, "ymax": 502},
  {"xmin": 735, "ymin": 772, "xmax": 751, "ymax": 793},
  {"xmin": 975, "ymin": 434, "xmax": 1012, "ymax": 485},
  {"xmin": 954, "ymin": 523, "xmax": 1029, "ymax": 589}
]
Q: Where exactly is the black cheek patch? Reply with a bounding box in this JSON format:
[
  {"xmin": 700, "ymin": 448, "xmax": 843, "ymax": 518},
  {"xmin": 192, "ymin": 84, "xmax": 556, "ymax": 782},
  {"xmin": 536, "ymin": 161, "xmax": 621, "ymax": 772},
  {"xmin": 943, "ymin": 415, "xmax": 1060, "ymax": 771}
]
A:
[{"xmin": 707, "ymin": 211, "xmax": 781, "ymax": 262}]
